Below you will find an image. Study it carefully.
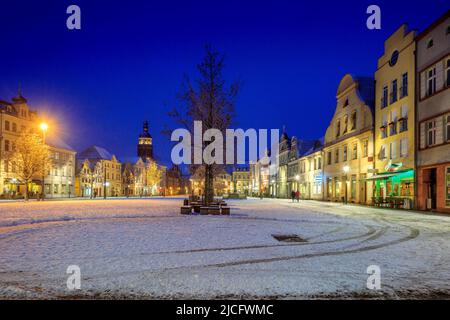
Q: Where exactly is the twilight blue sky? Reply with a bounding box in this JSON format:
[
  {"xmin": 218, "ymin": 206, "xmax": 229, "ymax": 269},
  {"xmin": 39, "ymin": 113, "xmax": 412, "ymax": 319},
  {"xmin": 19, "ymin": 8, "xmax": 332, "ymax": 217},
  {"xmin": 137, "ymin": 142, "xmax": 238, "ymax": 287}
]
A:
[{"xmin": 0, "ymin": 0, "xmax": 447, "ymax": 165}]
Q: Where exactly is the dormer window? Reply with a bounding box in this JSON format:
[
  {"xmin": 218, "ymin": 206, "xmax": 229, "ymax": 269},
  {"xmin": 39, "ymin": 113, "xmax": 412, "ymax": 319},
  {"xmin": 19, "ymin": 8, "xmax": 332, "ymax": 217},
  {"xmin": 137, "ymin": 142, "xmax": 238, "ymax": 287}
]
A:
[
  {"xmin": 343, "ymin": 99, "xmax": 349, "ymax": 107},
  {"xmin": 427, "ymin": 38, "xmax": 434, "ymax": 49},
  {"xmin": 446, "ymin": 26, "xmax": 450, "ymax": 35}
]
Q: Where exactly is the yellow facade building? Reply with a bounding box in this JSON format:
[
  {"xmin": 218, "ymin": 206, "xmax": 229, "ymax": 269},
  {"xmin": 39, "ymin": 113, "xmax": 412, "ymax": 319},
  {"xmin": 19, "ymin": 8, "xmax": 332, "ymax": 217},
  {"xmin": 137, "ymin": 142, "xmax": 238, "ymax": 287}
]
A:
[
  {"xmin": 373, "ymin": 25, "xmax": 416, "ymax": 207},
  {"xmin": 323, "ymin": 74, "xmax": 375, "ymax": 204}
]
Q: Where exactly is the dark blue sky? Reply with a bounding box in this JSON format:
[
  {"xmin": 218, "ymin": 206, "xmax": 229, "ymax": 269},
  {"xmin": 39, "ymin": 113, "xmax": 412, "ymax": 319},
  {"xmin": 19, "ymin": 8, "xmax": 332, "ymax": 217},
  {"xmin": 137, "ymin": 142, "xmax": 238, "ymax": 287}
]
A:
[{"xmin": 0, "ymin": 0, "xmax": 447, "ymax": 166}]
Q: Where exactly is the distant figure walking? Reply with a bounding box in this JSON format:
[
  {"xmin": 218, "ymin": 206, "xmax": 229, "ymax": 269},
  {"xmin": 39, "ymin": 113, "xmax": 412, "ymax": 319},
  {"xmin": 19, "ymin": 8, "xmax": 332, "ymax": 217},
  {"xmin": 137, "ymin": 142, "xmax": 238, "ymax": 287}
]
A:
[
  {"xmin": 291, "ymin": 190, "xmax": 296, "ymax": 202},
  {"xmin": 295, "ymin": 190, "xmax": 300, "ymax": 202}
]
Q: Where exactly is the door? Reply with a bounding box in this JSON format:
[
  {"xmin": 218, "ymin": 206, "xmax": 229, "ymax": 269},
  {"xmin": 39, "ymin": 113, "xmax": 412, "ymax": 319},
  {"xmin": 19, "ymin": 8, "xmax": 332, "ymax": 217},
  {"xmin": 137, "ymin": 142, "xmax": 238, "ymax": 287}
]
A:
[
  {"xmin": 360, "ymin": 174, "xmax": 367, "ymax": 204},
  {"xmin": 428, "ymin": 168, "xmax": 437, "ymax": 210}
]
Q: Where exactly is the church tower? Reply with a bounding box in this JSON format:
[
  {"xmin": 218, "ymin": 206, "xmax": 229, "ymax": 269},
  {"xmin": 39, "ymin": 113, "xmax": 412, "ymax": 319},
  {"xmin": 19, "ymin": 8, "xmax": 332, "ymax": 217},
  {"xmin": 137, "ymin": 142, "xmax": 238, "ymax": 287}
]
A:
[{"xmin": 137, "ymin": 121, "xmax": 153, "ymax": 159}]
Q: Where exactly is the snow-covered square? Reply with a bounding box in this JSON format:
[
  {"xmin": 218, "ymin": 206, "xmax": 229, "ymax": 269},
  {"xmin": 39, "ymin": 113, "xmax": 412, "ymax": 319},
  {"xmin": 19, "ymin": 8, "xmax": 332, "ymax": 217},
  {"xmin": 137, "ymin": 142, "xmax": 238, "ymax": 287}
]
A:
[{"xmin": 0, "ymin": 198, "xmax": 449, "ymax": 299}]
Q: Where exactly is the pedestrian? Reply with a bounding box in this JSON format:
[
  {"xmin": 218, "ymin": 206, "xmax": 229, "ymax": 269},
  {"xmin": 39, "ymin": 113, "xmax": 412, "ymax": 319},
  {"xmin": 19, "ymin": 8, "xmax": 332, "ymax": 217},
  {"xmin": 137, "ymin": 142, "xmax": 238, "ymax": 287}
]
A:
[
  {"xmin": 291, "ymin": 190, "xmax": 296, "ymax": 202},
  {"xmin": 295, "ymin": 190, "xmax": 300, "ymax": 202}
]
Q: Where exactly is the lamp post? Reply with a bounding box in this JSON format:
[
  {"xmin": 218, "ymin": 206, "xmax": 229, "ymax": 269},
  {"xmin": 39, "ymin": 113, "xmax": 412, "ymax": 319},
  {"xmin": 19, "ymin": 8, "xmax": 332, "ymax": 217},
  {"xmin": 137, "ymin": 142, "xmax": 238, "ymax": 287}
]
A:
[
  {"xmin": 39, "ymin": 122, "xmax": 48, "ymax": 201},
  {"xmin": 343, "ymin": 165, "xmax": 350, "ymax": 204}
]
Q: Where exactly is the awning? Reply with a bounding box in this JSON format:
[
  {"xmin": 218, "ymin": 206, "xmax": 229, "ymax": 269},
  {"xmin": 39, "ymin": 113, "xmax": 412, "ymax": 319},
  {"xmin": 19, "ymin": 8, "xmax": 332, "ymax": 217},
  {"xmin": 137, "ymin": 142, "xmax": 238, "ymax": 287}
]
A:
[
  {"xmin": 366, "ymin": 169, "xmax": 414, "ymax": 181},
  {"xmin": 365, "ymin": 173, "xmax": 397, "ymax": 180}
]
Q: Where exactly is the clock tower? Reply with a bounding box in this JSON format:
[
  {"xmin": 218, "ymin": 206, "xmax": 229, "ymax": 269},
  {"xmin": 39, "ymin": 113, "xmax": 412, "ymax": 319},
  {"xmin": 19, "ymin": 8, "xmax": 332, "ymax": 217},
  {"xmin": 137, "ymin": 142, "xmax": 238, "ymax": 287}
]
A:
[{"xmin": 137, "ymin": 121, "xmax": 153, "ymax": 159}]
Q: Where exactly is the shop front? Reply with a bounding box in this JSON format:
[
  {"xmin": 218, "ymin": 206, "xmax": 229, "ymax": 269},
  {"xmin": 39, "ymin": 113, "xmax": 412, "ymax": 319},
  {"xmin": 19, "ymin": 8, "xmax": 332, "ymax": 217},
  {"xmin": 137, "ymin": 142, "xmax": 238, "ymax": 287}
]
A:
[
  {"xmin": 368, "ymin": 169, "xmax": 415, "ymax": 209},
  {"xmin": 417, "ymin": 164, "xmax": 450, "ymax": 213}
]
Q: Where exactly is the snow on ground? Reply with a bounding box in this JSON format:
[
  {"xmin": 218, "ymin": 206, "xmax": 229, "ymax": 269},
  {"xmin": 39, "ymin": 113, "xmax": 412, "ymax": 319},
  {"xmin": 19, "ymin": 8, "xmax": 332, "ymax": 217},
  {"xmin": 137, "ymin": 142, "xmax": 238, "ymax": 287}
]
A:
[{"xmin": 0, "ymin": 197, "xmax": 450, "ymax": 299}]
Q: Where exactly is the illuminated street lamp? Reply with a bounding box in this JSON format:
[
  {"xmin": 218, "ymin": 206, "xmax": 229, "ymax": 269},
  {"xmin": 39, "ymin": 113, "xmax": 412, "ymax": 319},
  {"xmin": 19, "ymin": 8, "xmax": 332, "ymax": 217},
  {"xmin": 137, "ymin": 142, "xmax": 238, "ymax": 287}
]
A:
[{"xmin": 39, "ymin": 122, "xmax": 48, "ymax": 201}]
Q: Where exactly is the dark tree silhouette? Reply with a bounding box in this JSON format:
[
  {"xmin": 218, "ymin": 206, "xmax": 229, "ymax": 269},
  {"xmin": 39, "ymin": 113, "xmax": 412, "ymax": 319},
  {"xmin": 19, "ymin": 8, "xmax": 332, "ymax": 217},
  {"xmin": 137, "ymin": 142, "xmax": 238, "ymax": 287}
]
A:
[{"xmin": 169, "ymin": 45, "xmax": 239, "ymax": 204}]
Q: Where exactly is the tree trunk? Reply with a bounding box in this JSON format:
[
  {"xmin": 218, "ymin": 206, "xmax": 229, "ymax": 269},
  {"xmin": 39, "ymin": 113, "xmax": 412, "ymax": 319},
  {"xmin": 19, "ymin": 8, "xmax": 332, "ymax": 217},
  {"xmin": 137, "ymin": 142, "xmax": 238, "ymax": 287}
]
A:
[
  {"xmin": 24, "ymin": 179, "xmax": 29, "ymax": 201},
  {"xmin": 204, "ymin": 164, "xmax": 214, "ymax": 204}
]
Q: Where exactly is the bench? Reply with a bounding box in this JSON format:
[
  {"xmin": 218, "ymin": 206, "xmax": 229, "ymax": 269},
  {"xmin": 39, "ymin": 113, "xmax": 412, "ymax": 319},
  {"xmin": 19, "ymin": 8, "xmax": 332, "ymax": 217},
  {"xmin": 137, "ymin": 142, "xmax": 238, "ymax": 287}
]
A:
[
  {"xmin": 180, "ymin": 206, "xmax": 192, "ymax": 215},
  {"xmin": 221, "ymin": 207, "xmax": 230, "ymax": 215}
]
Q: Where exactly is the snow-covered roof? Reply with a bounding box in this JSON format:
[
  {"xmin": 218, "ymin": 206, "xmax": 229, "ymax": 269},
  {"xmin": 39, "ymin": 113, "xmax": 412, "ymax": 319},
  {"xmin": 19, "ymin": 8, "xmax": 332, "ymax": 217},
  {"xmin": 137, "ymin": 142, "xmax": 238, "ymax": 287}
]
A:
[
  {"xmin": 46, "ymin": 135, "xmax": 75, "ymax": 152},
  {"xmin": 77, "ymin": 145, "xmax": 114, "ymax": 161}
]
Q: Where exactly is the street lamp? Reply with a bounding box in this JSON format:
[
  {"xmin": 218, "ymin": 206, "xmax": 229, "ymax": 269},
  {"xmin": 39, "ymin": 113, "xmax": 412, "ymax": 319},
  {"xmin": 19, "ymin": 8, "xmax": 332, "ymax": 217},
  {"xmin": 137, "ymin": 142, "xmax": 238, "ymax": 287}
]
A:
[
  {"xmin": 39, "ymin": 122, "xmax": 48, "ymax": 201},
  {"xmin": 343, "ymin": 165, "xmax": 350, "ymax": 204}
]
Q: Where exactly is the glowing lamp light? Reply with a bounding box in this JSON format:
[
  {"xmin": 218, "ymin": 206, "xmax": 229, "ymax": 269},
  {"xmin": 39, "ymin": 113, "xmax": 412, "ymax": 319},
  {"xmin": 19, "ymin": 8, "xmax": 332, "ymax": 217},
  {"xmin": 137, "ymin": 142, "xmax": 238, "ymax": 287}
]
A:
[
  {"xmin": 39, "ymin": 122, "xmax": 48, "ymax": 131},
  {"xmin": 295, "ymin": 175, "xmax": 300, "ymax": 181},
  {"xmin": 343, "ymin": 165, "xmax": 350, "ymax": 173}
]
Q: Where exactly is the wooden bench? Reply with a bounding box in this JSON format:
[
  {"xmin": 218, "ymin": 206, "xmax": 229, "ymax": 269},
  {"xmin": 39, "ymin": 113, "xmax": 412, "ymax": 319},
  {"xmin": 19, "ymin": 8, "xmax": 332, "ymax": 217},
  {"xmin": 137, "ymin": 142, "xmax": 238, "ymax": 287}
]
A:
[
  {"xmin": 200, "ymin": 207, "xmax": 210, "ymax": 215},
  {"xmin": 180, "ymin": 206, "xmax": 192, "ymax": 215},
  {"xmin": 209, "ymin": 207, "xmax": 221, "ymax": 215},
  {"xmin": 221, "ymin": 207, "xmax": 230, "ymax": 215}
]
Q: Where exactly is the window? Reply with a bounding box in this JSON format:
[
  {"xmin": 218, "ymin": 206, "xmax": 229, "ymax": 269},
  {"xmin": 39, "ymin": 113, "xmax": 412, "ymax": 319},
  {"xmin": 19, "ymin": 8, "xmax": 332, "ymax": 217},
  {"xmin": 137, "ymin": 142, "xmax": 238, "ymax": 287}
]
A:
[
  {"xmin": 335, "ymin": 149, "xmax": 339, "ymax": 164},
  {"xmin": 12, "ymin": 123, "xmax": 17, "ymax": 132},
  {"xmin": 389, "ymin": 50, "xmax": 399, "ymax": 66},
  {"xmin": 343, "ymin": 116, "xmax": 348, "ymax": 134},
  {"xmin": 5, "ymin": 121, "xmax": 10, "ymax": 131},
  {"xmin": 363, "ymin": 140, "xmax": 368, "ymax": 158},
  {"xmin": 327, "ymin": 152, "xmax": 332, "ymax": 165},
  {"xmin": 427, "ymin": 120, "xmax": 437, "ymax": 146},
  {"xmin": 351, "ymin": 175, "xmax": 357, "ymax": 200},
  {"xmin": 381, "ymin": 113, "xmax": 388, "ymax": 138},
  {"xmin": 400, "ymin": 138, "xmax": 408, "ymax": 158},
  {"xmin": 447, "ymin": 115, "xmax": 450, "ymax": 142},
  {"xmin": 401, "ymin": 73, "xmax": 408, "ymax": 98},
  {"xmin": 390, "ymin": 79, "xmax": 398, "ymax": 103},
  {"xmin": 343, "ymin": 145, "xmax": 348, "ymax": 161},
  {"xmin": 389, "ymin": 110, "xmax": 397, "ymax": 136},
  {"xmin": 382, "ymin": 86, "xmax": 388, "ymax": 108},
  {"xmin": 351, "ymin": 111, "xmax": 357, "ymax": 130},
  {"xmin": 446, "ymin": 59, "xmax": 450, "ymax": 87},
  {"xmin": 379, "ymin": 145, "xmax": 386, "ymax": 160},
  {"xmin": 4, "ymin": 140, "xmax": 10, "ymax": 152},
  {"xmin": 389, "ymin": 141, "xmax": 397, "ymax": 159},
  {"xmin": 336, "ymin": 120, "xmax": 341, "ymax": 137},
  {"xmin": 426, "ymin": 67, "xmax": 437, "ymax": 96},
  {"xmin": 343, "ymin": 99, "xmax": 349, "ymax": 107},
  {"xmin": 352, "ymin": 143, "xmax": 357, "ymax": 160},
  {"xmin": 427, "ymin": 38, "xmax": 434, "ymax": 49},
  {"xmin": 318, "ymin": 157, "xmax": 322, "ymax": 170},
  {"xmin": 399, "ymin": 105, "xmax": 408, "ymax": 132}
]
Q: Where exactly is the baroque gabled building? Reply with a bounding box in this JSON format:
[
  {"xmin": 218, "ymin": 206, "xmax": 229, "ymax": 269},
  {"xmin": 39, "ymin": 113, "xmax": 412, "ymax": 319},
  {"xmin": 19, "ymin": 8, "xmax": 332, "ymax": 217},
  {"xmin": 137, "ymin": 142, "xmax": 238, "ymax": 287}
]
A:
[
  {"xmin": 373, "ymin": 25, "xmax": 416, "ymax": 208},
  {"xmin": 323, "ymin": 74, "xmax": 375, "ymax": 204}
]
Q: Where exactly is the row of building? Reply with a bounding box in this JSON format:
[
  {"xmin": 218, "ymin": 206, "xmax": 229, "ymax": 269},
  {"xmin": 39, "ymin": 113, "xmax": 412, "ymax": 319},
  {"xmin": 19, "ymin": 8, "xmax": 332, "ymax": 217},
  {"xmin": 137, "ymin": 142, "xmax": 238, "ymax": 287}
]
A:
[
  {"xmin": 0, "ymin": 93, "xmax": 187, "ymax": 199},
  {"xmin": 249, "ymin": 12, "xmax": 450, "ymax": 213}
]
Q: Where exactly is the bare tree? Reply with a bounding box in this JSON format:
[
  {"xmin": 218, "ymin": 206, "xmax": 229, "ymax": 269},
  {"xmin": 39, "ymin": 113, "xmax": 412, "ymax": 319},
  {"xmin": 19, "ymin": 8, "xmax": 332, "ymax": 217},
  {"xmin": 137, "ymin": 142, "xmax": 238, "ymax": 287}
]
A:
[
  {"xmin": 9, "ymin": 132, "xmax": 51, "ymax": 201},
  {"xmin": 169, "ymin": 45, "xmax": 239, "ymax": 204}
]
